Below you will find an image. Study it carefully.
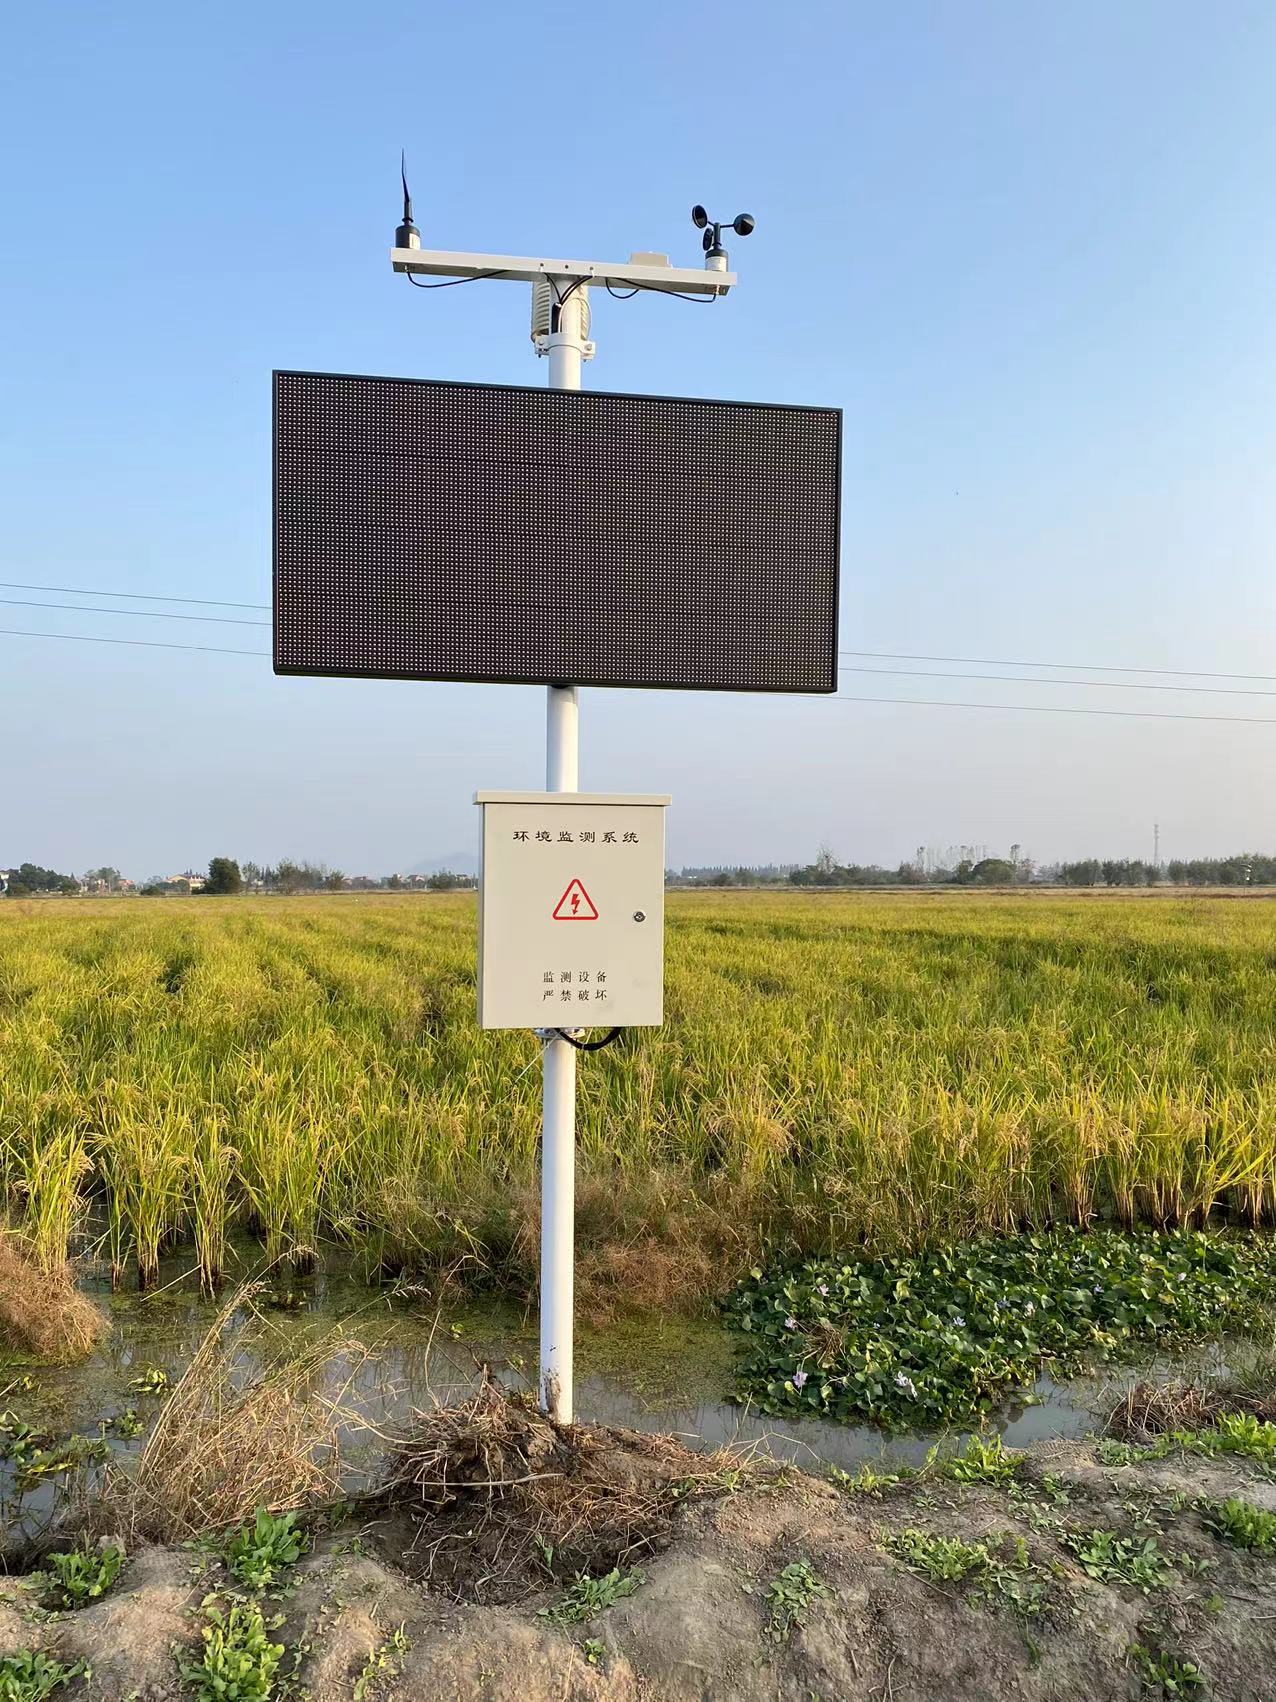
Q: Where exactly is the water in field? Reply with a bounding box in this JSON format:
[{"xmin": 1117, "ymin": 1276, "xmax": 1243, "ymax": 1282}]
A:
[{"xmin": 0, "ymin": 1246, "xmax": 1213, "ymax": 1546}]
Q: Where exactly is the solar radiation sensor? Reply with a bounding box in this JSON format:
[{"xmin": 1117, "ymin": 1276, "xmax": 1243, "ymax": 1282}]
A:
[{"xmin": 273, "ymin": 371, "xmax": 841, "ymax": 693}]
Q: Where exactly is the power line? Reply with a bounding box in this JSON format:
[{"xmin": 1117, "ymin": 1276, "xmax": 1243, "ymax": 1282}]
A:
[
  {"xmin": 841, "ymin": 664, "xmax": 1276, "ymax": 699},
  {"xmin": 3, "ymin": 626, "xmax": 1276, "ymax": 724},
  {"xmin": 0, "ymin": 628, "xmax": 267, "ymax": 658},
  {"xmin": 0, "ymin": 580, "xmax": 268, "ymax": 611},
  {"xmin": 839, "ymin": 648, "xmax": 1276, "ymax": 685},
  {"xmin": 3, "ymin": 581, "xmax": 1273, "ymax": 688},
  {"xmin": 826, "ymin": 693, "xmax": 1276, "ymax": 727},
  {"xmin": 0, "ymin": 597, "xmax": 269, "ymax": 628}
]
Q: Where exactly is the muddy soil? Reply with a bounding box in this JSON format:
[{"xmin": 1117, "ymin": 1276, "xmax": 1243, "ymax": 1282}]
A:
[{"xmin": 3, "ymin": 1433, "xmax": 1276, "ymax": 1700}]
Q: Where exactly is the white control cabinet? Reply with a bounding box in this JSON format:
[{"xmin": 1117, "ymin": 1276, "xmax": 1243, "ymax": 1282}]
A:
[{"xmin": 475, "ymin": 791, "xmax": 670, "ymax": 1030}]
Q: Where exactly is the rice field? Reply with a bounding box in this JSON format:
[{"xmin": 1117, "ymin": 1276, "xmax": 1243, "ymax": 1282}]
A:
[{"xmin": 2, "ymin": 890, "xmax": 1275, "ymax": 1304}]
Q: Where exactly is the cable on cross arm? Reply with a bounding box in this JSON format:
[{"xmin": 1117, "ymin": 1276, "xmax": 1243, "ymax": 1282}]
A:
[{"xmin": 406, "ymin": 269, "xmax": 507, "ymax": 290}]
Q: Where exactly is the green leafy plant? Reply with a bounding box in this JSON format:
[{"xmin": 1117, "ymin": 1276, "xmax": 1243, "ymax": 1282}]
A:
[
  {"xmin": 352, "ymin": 1626, "xmax": 409, "ymax": 1700},
  {"xmin": 580, "ymin": 1638, "xmax": 607, "ymax": 1667},
  {"xmin": 1062, "ymin": 1529, "xmax": 1174, "ymax": 1592},
  {"xmin": 41, "ymin": 1543, "xmax": 124, "ymax": 1608},
  {"xmin": 829, "ymin": 1461, "xmax": 913, "ymax": 1496},
  {"xmin": 763, "ymin": 1559, "xmax": 828, "ymax": 1644},
  {"xmin": 178, "ymin": 1600, "xmax": 284, "ymax": 1702},
  {"xmin": 884, "ymin": 1528, "xmax": 993, "ymax": 1584},
  {"xmin": 1204, "ymin": 1496, "xmax": 1276, "ymax": 1551},
  {"xmin": 128, "ymin": 1367, "xmax": 170, "ymax": 1397},
  {"xmin": 728, "ymin": 1228, "xmax": 1276, "ymax": 1430},
  {"xmin": 1129, "ymin": 1640, "xmax": 1205, "ymax": 1695},
  {"xmin": 0, "ymin": 1654, "xmax": 87, "ymax": 1701},
  {"xmin": 883, "ymin": 1527, "xmax": 1047, "ymax": 1617},
  {"xmin": 224, "ymin": 1509, "xmax": 307, "ymax": 1592},
  {"xmin": 109, "ymin": 1409, "xmax": 146, "ymax": 1439},
  {"xmin": 539, "ymin": 1568, "xmax": 644, "ymax": 1627},
  {"xmin": 932, "ymin": 1435, "xmax": 1021, "ymax": 1486},
  {"xmin": 13, "ymin": 1435, "xmax": 108, "ymax": 1488}
]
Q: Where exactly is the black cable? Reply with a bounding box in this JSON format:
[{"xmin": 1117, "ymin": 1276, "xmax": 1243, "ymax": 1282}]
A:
[
  {"xmin": 406, "ymin": 269, "xmax": 506, "ymax": 289},
  {"xmin": 604, "ymin": 281, "xmax": 641, "ymax": 300},
  {"xmin": 553, "ymin": 1027, "xmax": 624, "ymax": 1051},
  {"xmin": 0, "ymin": 597, "xmax": 269, "ymax": 628}
]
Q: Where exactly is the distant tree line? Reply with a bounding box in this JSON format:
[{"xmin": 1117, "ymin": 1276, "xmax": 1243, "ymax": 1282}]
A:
[
  {"xmin": 135, "ymin": 858, "xmax": 474, "ymax": 896},
  {"xmin": 1, "ymin": 862, "xmax": 80, "ymax": 897}
]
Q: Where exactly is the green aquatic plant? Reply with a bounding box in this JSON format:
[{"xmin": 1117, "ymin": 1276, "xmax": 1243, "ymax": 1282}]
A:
[{"xmin": 728, "ymin": 1227, "xmax": 1276, "ymax": 1429}]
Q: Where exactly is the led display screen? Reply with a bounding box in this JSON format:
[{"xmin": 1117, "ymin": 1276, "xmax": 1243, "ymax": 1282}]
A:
[{"xmin": 273, "ymin": 370, "xmax": 840, "ymax": 692}]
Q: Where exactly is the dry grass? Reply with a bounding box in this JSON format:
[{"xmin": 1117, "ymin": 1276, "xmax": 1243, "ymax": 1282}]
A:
[
  {"xmin": 1104, "ymin": 1376, "xmax": 1276, "ymax": 1441},
  {"xmin": 369, "ymin": 1376, "xmax": 750, "ymax": 1603},
  {"xmin": 104, "ymin": 1282, "xmax": 350, "ymax": 1542},
  {"xmin": 0, "ymin": 1233, "xmax": 106, "ymax": 1364}
]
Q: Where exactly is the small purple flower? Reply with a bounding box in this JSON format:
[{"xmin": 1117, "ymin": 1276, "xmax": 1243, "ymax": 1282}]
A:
[
  {"xmin": 784, "ymin": 1316, "xmax": 798, "ymax": 1331},
  {"xmin": 894, "ymin": 1371, "xmax": 918, "ymax": 1398},
  {"xmin": 952, "ymin": 1314, "xmax": 966, "ymax": 1329},
  {"xmin": 816, "ymin": 1283, "xmax": 829, "ymax": 1298},
  {"xmin": 792, "ymin": 1369, "xmax": 808, "ymax": 1390},
  {"xmin": 1093, "ymin": 1284, "xmax": 1103, "ymax": 1294}
]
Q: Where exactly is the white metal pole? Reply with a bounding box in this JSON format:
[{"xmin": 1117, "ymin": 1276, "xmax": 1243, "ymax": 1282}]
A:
[{"xmin": 540, "ymin": 281, "xmax": 584, "ymax": 1421}]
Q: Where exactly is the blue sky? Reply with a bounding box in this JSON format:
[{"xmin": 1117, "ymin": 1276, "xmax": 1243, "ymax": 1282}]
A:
[{"xmin": 2, "ymin": 1, "xmax": 1274, "ymax": 876}]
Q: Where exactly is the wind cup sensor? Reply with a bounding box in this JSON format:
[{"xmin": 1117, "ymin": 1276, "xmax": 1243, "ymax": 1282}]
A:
[{"xmin": 691, "ymin": 204, "xmax": 755, "ymax": 275}]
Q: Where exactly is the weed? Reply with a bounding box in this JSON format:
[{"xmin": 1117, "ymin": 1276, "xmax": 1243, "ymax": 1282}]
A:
[
  {"xmin": 829, "ymin": 1462, "xmax": 913, "ymax": 1496},
  {"xmin": 1203, "ymin": 1496, "xmax": 1276, "ymax": 1551},
  {"xmin": 1062, "ymin": 1528, "xmax": 1175, "ymax": 1591},
  {"xmin": 763, "ymin": 1560, "xmax": 829, "ymax": 1644},
  {"xmin": 224, "ymin": 1508, "xmax": 307, "ymax": 1592},
  {"xmin": 882, "ymin": 1527, "xmax": 1047, "ymax": 1616},
  {"xmin": 1129, "ymin": 1639, "xmax": 1205, "ymax": 1695},
  {"xmin": 177, "ymin": 1599, "xmax": 284, "ymax": 1702},
  {"xmin": 932, "ymin": 1435, "xmax": 1021, "ymax": 1486},
  {"xmin": 884, "ymin": 1529, "xmax": 992, "ymax": 1584},
  {"xmin": 109, "ymin": 1409, "xmax": 145, "ymax": 1439},
  {"xmin": 0, "ymin": 1653, "xmax": 88, "ymax": 1701},
  {"xmin": 580, "ymin": 1638, "xmax": 607, "ymax": 1667},
  {"xmin": 352, "ymin": 1626, "xmax": 408, "ymax": 1700},
  {"xmin": 40, "ymin": 1543, "xmax": 124, "ymax": 1608},
  {"xmin": 128, "ymin": 1368, "xmax": 170, "ymax": 1397},
  {"xmin": 539, "ymin": 1568, "xmax": 644, "ymax": 1627}
]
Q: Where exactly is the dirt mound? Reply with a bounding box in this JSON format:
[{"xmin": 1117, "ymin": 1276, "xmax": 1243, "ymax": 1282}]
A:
[
  {"xmin": 4, "ymin": 1432, "xmax": 1276, "ymax": 1699},
  {"xmin": 368, "ymin": 1376, "xmax": 743, "ymax": 1601}
]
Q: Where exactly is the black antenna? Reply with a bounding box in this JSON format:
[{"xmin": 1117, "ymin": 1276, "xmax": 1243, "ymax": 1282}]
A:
[{"xmin": 395, "ymin": 150, "xmax": 420, "ymax": 249}]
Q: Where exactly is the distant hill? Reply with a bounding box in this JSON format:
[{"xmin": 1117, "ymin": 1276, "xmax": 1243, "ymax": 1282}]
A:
[{"xmin": 406, "ymin": 849, "xmax": 479, "ymax": 877}]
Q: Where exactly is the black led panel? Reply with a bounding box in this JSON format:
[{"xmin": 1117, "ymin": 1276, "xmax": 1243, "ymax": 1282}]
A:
[{"xmin": 273, "ymin": 371, "xmax": 841, "ymax": 693}]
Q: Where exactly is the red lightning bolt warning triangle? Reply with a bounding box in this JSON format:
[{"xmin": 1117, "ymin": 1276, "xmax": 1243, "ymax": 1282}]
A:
[{"xmin": 552, "ymin": 878, "xmax": 598, "ymax": 921}]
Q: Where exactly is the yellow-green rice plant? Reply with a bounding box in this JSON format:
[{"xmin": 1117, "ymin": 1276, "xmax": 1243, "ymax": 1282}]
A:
[{"xmin": 19, "ymin": 1128, "xmax": 91, "ymax": 1271}]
